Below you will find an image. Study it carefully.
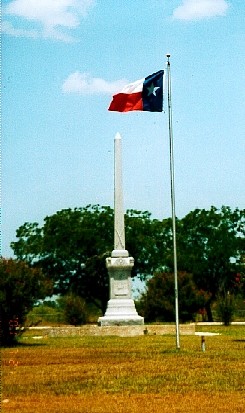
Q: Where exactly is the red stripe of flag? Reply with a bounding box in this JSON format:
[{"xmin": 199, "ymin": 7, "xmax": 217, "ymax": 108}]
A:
[{"xmin": 108, "ymin": 92, "xmax": 143, "ymax": 112}]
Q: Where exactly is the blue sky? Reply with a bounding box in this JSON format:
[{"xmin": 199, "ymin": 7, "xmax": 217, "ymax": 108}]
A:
[{"xmin": 2, "ymin": 0, "xmax": 245, "ymax": 258}]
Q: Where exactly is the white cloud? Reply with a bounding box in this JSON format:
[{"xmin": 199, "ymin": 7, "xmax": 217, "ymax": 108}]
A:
[
  {"xmin": 62, "ymin": 72, "xmax": 128, "ymax": 95},
  {"xmin": 173, "ymin": 0, "xmax": 229, "ymax": 21},
  {"xmin": 3, "ymin": 0, "xmax": 95, "ymax": 41},
  {"xmin": 2, "ymin": 21, "xmax": 39, "ymax": 38},
  {"xmin": 2, "ymin": 20, "xmax": 75, "ymax": 42}
]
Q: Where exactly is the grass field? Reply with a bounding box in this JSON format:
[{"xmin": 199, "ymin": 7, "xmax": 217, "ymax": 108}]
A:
[{"xmin": 1, "ymin": 325, "xmax": 245, "ymax": 412}]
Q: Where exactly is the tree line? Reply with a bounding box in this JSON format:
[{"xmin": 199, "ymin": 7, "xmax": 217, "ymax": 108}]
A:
[{"xmin": 1, "ymin": 205, "xmax": 244, "ymax": 344}]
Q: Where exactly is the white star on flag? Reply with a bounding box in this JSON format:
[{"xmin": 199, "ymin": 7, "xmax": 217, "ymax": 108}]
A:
[{"xmin": 147, "ymin": 83, "xmax": 160, "ymax": 96}]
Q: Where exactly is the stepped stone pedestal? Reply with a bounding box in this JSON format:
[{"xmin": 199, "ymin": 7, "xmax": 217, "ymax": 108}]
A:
[{"xmin": 98, "ymin": 251, "xmax": 143, "ymax": 326}]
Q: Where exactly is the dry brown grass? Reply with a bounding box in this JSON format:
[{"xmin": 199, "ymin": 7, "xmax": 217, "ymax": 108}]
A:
[
  {"xmin": 1, "ymin": 326, "xmax": 245, "ymax": 412},
  {"xmin": 3, "ymin": 393, "xmax": 245, "ymax": 413}
]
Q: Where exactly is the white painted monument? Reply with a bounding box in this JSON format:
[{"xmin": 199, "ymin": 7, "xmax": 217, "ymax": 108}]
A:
[{"xmin": 98, "ymin": 133, "xmax": 144, "ymax": 326}]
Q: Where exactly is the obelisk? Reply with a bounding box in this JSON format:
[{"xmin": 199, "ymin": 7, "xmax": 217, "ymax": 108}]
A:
[{"xmin": 98, "ymin": 133, "xmax": 144, "ymax": 326}]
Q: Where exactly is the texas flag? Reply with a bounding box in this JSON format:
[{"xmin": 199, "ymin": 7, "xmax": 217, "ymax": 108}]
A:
[{"xmin": 108, "ymin": 70, "xmax": 164, "ymax": 112}]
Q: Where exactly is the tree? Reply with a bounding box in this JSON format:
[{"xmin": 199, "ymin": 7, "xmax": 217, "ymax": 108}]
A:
[
  {"xmin": 125, "ymin": 210, "xmax": 173, "ymax": 279},
  {"xmin": 175, "ymin": 206, "xmax": 245, "ymax": 320},
  {"xmin": 10, "ymin": 205, "xmax": 245, "ymax": 320},
  {"xmin": 11, "ymin": 205, "xmax": 163, "ymax": 313},
  {"xmin": 0, "ymin": 259, "xmax": 52, "ymax": 346},
  {"xmin": 139, "ymin": 271, "xmax": 209, "ymax": 323},
  {"xmin": 11, "ymin": 205, "xmax": 114, "ymax": 313}
]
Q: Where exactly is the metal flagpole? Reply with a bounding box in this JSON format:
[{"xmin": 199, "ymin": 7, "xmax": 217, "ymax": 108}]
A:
[{"xmin": 166, "ymin": 54, "xmax": 180, "ymax": 350}]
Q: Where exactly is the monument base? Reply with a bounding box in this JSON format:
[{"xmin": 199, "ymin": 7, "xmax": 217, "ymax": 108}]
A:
[{"xmin": 98, "ymin": 299, "xmax": 144, "ymax": 326}]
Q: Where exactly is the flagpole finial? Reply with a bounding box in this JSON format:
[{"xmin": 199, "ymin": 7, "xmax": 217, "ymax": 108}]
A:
[{"xmin": 166, "ymin": 54, "xmax": 171, "ymax": 64}]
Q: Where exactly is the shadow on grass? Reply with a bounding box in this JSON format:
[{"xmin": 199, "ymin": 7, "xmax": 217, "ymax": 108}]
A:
[
  {"xmin": 233, "ymin": 339, "xmax": 245, "ymax": 342},
  {"xmin": 1, "ymin": 340, "xmax": 48, "ymax": 348},
  {"xmin": 18, "ymin": 341, "xmax": 48, "ymax": 347},
  {"xmin": 160, "ymin": 349, "xmax": 183, "ymax": 354}
]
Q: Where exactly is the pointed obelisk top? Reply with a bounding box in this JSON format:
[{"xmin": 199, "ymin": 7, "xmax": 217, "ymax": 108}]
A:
[
  {"xmin": 112, "ymin": 132, "xmax": 129, "ymax": 258},
  {"xmin": 115, "ymin": 132, "xmax": 121, "ymax": 140}
]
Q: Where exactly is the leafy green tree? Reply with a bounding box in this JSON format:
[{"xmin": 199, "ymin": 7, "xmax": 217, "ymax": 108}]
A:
[
  {"xmin": 175, "ymin": 206, "xmax": 245, "ymax": 320},
  {"xmin": 139, "ymin": 272, "xmax": 209, "ymax": 322},
  {"xmin": 0, "ymin": 259, "xmax": 52, "ymax": 346},
  {"xmin": 11, "ymin": 205, "xmax": 164, "ymax": 313},
  {"xmin": 11, "ymin": 205, "xmax": 114, "ymax": 313},
  {"xmin": 10, "ymin": 205, "xmax": 245, "ymax": 321},
  {"xmin": 125, "ymin": 210, "xmax": 173, "ymax": 279}
]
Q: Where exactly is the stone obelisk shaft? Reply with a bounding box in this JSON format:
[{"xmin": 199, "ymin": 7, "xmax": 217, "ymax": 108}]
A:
[
  {"xmin": 97, "ymin": 132, "xmax": 144, "ymax": 325},
  {"xmin": 112, "ymin": 132, "xmax": 128, "ymax": 257}
]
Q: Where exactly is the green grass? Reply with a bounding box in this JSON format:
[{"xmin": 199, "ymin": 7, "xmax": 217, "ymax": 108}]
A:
[{"xmin": 2, "ymin": 326, "xmax": 245, "ymax": 412}]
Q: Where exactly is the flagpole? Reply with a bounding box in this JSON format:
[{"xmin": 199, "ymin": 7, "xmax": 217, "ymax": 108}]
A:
[{"xmin": 166, "ymin": 54, "xmax": 180, "ymax": 350}]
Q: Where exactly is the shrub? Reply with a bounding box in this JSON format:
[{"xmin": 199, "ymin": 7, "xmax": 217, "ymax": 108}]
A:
[
  {"xmin": 0, "ymin": 258, "xmax": 52, "ymax": 346},
  {"xmin": 139, "ymin": 272, "xmax": 209, "ymax": 323},
  {"xmin": 216, "ymin": 293, "xmax": 235, "ymax": 326},
  {"xmin": 25, "ymin": 304, "xmax": 64, "ymax": 326},
  {"xmin": 59, "ymin": 294, "xmax": 87, "ymax": 326}
]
